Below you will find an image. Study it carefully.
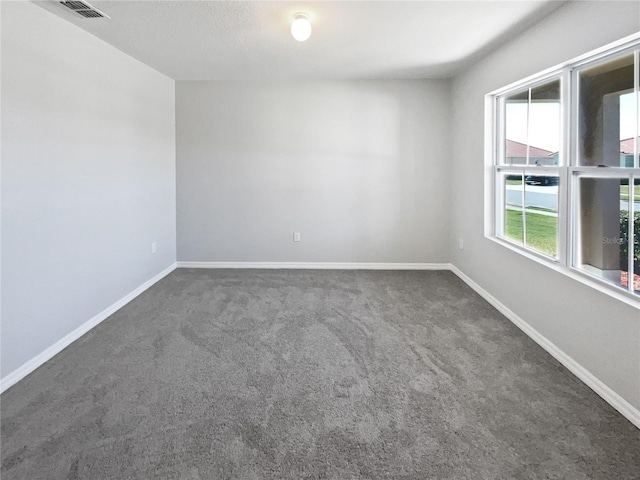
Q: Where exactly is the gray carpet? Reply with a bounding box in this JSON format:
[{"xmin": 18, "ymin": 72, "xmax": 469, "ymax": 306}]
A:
[{"xmin": 1, "ymin": 269, "xmax": 639, "ymax": 479}]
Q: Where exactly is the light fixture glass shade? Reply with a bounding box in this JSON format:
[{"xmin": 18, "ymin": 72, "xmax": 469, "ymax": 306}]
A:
[{"xmin": 291, "ymin": 13, "xmax": 311, "ymax": 42}]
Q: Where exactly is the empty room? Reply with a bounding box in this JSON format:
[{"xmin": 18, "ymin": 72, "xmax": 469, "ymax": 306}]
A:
[{"xmin": 1, "ymin": 0, "xmax": 640, "ymax": 478}]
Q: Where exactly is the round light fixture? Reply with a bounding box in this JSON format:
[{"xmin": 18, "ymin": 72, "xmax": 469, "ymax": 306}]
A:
[{"xmin": 291, "ymin": 13, "xmax": 312, "ymax": 42}]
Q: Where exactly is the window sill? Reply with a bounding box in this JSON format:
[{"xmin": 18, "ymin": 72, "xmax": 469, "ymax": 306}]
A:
[{"xmin": 486, "ymin": 234, "xmax": 640, "ymax": 310}]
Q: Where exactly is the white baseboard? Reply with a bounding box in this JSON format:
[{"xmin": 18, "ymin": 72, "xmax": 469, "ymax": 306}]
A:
[
  {"xmin": 449, "ymin": 265, "xmax": 640, "ymax": 430},
  {"xmin": 0, "ymin": 263, "xmax": 177, "ymax": 394},
  {"xmin": 177, "ymin": 261, "xmax": 451, "ymax": 270}
]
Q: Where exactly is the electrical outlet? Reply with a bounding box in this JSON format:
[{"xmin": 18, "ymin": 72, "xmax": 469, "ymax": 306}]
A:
[
  {"xmin": 293, "ymin": 232, "xmax": 301, "ymax": 242},
  {"xmin": 151, "ymin": 242, "xmax": 157, "ymax": 254},
  {"xmin": 459, "ymin": 239, "xmax": 464, "ymax": 250}
]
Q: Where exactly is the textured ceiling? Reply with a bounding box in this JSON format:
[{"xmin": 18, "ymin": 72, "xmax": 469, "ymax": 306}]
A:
[{"xmin": 34, "ymin": 0, "xmax": 565, "ymax": 80}]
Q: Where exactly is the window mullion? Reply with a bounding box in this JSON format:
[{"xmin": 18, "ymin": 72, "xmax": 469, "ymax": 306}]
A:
[
  {"xmin": 526, "ymin": 88, "xmax": 532, "ymax": 166},
  {"xmin": 494, "ymin": 96, "xmax": 503, "ymax": 237},
  {"xmin": 627, "ymin": 176, "xmax": 635, "ymax": 292},
  {"xmin": 635, "ymin": 50, "xmax": 639, "ymax": 169},
  {"xmin": 522, "ymin": 174, "xmax": 527, "ymax": 246},
  {"xmin": 632, "ymin": 50, "xmax": 639, "ymax": 292},
  {"xmin": 558, "ymin": 69, "xmax": 572, "ymax": 266}
]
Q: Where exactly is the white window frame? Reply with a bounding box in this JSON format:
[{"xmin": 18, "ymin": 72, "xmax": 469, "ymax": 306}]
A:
[{"xmin": 485, "ymin": 32, "xmax": 640, "ymax": 309}]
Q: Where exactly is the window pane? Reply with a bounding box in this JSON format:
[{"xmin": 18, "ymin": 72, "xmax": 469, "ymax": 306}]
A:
[
  {"xmin": 504, "ymin": 174, "xmax": 523, "ymax": 244},
  {"xmin": 524, "ymin": 174, "xmax": 559, "ymax": 257},
  {"xmin": 619, "ymin": 92, "xmax": 638, "ymax": 167},
  {"xmin": 529, "ymin": 81, "xmax": 561, "ymax": 166},
  {"xmin": 504, "ymin": 80, "xmax": 560, "ymax": 166},
  {"xmin": 576, "ymin": 177, "xmax": 628, "ymax": 290},
  {"xmin": 578, "ymin": 54, "xmax": 635, "ymax": 167},
  {"xmin": 504, "ymin": 91, "xmax": 528, "ymax": 165}
]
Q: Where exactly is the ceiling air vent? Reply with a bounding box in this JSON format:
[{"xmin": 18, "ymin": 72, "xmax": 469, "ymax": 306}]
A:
[{"xmin": 59, "ymin": 1, "xmax": 110, "ymax": 19}]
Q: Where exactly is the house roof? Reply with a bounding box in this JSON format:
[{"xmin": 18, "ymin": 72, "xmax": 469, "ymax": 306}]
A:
[
  {"xmin": 506, "ymin": 137, "xmax": 640, "ymax": 157},
  {"xmin": 620, "ymin": 137, "xmax": 639, "ymax": 154},
  {"xmin": 506, "ymin": 139, "xmax": 554, "ymax": 157}
]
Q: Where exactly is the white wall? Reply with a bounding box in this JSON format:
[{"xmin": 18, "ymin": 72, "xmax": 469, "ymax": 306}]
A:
[
  {"xmin": 176, "ymin": 80, "xmax": 450, "ymax": 263},
  {"xmin": 1, "ymin": 2, "xmax": 176, "ymax": 379},
  {"xmin": 450, "ymin": 2, "xmax": 640, "ymax": 410}
]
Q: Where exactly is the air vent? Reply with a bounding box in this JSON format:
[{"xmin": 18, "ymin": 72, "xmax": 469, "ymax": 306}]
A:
[{"xmin": 59, "ymin": 1, "xmax": 110, "ymax": 19}]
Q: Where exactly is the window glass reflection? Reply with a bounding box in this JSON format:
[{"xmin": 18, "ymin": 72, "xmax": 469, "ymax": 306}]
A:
[{"xmin": 579, "ymin": 54, "xmax": 635, "ymax": 167}]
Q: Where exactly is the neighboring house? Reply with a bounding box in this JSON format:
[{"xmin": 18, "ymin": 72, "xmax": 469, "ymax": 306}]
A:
[
  {"xmin": 619, "ymin": 137, "xmax": 639, "ymax": 167},
  {"xmin": 507, "ymin": 138, "xmax": 638, "ymax": 166},
  {"xmin": 505, "ymin": 139, "xmax": 555, "ymax": 165}
]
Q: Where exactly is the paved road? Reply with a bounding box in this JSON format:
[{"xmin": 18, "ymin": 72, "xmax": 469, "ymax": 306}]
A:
[{"xmin": 621, "ymin": 201, "xmax": 640, "ymax": 211}]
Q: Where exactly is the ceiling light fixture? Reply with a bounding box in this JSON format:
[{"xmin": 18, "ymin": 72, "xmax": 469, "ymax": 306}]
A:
[{"xmin": 291, "ymin": 13, "xmax": 312, "ymax": 42}]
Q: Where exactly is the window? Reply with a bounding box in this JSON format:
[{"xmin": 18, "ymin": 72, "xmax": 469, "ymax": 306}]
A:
[
  {"xmin": 498, "ymin": 79, "xmax": 561, "ymax": 258},
  {"xmin": 489, "ymin": 35, "xmax": 640, "ymax": 303}
]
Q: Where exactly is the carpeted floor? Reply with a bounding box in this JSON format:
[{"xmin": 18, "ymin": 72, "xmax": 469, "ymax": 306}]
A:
[{"xmin": 1, "ymin": 269, "xmax": 639, "ymax": 479}]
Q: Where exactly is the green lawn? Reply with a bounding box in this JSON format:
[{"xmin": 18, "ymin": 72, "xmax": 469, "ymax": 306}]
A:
[
  {"xmin": 620, "ymin": 185, "xmax": 640, "ymax": 202},
  {"xmin": 505, "ymin": 209, "xmax": 557, "ymax": 256}
]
